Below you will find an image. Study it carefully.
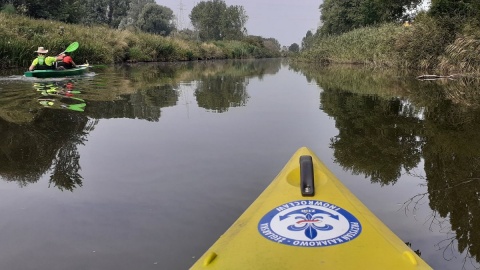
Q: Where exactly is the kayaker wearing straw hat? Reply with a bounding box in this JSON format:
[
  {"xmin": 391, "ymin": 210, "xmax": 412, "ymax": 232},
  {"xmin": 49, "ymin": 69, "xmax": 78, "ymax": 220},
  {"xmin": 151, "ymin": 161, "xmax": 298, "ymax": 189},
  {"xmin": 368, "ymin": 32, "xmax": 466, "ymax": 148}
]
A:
[{"xmin": 28, "ymin": 46, "xmax": 57, "ymax": 71}]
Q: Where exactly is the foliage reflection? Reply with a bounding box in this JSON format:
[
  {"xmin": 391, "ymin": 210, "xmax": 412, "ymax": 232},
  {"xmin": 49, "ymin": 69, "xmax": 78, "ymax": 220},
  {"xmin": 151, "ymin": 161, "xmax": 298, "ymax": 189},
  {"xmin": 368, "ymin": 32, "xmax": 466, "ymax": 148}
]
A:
[
  {"xmin": 292, "ymin": 63, "xmax": 480, "ymax": 267},
  {"xmin": 0, "ymin": 59, "xmax": 282, "ymax": 191}
]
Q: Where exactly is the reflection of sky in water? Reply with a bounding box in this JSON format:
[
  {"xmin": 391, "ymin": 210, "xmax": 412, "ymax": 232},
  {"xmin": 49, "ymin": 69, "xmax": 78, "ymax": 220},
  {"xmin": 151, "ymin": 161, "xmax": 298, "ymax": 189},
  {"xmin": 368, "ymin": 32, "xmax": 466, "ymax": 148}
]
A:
[{"xmin": 0, "ymin": 62, "xmax": 477, "ymax": 270}]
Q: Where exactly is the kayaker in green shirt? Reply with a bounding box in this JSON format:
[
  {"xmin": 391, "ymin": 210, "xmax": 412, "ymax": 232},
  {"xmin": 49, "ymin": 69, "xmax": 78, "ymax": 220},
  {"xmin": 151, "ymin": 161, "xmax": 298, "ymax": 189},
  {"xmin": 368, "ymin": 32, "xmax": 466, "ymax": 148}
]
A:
[{"xmin": 29, "ymin": 47, "xmax": 57, "ymax": 71}]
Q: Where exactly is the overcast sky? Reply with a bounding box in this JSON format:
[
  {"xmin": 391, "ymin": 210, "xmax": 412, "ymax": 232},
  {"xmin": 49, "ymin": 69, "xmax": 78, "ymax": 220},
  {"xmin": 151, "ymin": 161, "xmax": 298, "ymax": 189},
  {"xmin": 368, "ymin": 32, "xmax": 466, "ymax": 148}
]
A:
[{"xmin": 155, "ymin": 0, "xmax": 322, "ymax": 46}]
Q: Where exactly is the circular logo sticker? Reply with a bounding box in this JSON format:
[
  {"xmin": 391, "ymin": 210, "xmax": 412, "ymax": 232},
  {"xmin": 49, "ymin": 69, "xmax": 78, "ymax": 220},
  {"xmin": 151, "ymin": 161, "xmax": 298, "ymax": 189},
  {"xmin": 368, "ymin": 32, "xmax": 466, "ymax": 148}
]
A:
[{"xmin": 258, "ymin": 200, "xmax": 362, "ymax": 247}]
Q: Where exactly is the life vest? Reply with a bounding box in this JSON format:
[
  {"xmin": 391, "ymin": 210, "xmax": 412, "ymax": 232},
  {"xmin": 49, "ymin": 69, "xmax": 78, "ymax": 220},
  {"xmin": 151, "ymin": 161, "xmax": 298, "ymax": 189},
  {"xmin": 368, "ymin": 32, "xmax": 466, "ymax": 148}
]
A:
[
  {"xmin": 35, "ymin": 56, "xmax": 55, "ymax": 70},
  {"xmin": 56, "ymin": 55, "xmax": 74, "ymax": 69}
]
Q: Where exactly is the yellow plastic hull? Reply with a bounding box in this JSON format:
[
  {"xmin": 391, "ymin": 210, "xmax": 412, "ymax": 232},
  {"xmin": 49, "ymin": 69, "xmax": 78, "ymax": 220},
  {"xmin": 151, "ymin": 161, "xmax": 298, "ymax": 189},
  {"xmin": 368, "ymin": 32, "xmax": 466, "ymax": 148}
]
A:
[{"xmin": 191, "ymin": 147, "xmax": 432, "ymax": 270}]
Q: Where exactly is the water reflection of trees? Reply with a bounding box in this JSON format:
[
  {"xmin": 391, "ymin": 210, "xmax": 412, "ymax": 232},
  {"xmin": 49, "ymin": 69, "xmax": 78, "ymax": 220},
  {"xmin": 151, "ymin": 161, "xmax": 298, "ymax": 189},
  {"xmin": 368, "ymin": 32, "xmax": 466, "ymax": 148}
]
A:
[
  {"xmin": 0, "ymin": 110, "xmax": 94, "ymax": 191},
  {"xmin": 321, "ymin": 91, "xmax": 423, "ymax": 185},
  {"xmin": 0, "ymin": 59, "xmax": 283, "ymax": 190},
  {"xmin": 195, "ymin": 75, "xmax": 248, "ymax": 112},
  {"xmin": 193, "ymin": 59, "xmax": 280, "ymax": 112},
  {"xmin": 422, "ymin": 102, "xmax": 480, "ymax": 267},
  {"xmin": 293, "ymin": 64, "xmax": 480, "ymax": 267},
  {"xmin": 86, "ymin": 84, "xmax": 178, "ymax": 121}
]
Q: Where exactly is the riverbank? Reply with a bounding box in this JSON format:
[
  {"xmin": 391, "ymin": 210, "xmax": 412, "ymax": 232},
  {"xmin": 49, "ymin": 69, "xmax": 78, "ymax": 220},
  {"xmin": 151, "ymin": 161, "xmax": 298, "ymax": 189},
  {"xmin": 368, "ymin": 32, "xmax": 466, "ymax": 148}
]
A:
[
  {"xmin": 297, "ymin": 14, "xmax": 480, "ymax": 74},
  {"xmin": 0, "ymin": 13, "xmax": 281, "ymax": 69}
]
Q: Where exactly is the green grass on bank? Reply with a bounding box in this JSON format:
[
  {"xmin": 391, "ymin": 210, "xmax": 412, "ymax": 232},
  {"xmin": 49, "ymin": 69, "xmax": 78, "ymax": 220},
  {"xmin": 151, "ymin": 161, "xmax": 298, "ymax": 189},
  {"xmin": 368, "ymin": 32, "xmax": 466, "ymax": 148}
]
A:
[
  {"xmin": 0, "ymin": 13, "xmax": 280, "ymax": 69},
  {"xmin": 298, "ymin": 23, "xmax": 403, "ymax": 67},
  {"xmin": 298, "ymin": 14, "xmax": 480, "ymax": 73}
]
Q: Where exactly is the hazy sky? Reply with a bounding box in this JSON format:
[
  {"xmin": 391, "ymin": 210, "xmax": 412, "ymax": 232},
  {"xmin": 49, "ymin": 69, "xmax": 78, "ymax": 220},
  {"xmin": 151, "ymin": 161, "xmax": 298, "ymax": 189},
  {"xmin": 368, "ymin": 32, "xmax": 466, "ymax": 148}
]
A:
[{"xmin": 155, "ymin": 0, "xmax": 322, "ymax": 46}]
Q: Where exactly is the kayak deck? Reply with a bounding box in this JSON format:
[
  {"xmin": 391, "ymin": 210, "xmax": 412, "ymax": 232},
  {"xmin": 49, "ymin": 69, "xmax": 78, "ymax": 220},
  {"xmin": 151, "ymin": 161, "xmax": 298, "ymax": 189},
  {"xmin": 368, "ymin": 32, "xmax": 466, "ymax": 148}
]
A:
[
  {"xmin": 191, "ymin": 147, "xmax": 432, "ymax": 269},
  {"xmin": 24, "ymin": 65, "xmax": 89, "ymax": 78}
]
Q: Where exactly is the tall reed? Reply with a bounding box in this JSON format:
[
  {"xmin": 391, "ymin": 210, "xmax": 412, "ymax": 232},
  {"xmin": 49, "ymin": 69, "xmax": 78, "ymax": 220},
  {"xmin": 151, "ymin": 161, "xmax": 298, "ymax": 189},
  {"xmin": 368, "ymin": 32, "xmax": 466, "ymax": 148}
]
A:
[
  {"xmin": 298, "ymin": 24, "xmax": 401, "ymax": 67},
  {"xmin": 298, "ymin": 14, "xmax": 480, "ymax": 74},
  {"xmin": 0, "ymin": 13, "xmax": 280, "ymax": 69}
]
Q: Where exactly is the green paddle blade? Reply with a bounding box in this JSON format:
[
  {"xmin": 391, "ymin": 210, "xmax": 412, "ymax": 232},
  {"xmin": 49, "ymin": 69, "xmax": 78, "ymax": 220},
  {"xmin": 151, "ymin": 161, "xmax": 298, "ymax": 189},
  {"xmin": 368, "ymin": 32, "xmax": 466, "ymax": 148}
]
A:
[
  {"xmin": 65, "ymin": 42, "xmax": 79, "ymax": 53},
  {"xmin": 64, "ymin": 103, "xmax": 86, "ymax": 112}
]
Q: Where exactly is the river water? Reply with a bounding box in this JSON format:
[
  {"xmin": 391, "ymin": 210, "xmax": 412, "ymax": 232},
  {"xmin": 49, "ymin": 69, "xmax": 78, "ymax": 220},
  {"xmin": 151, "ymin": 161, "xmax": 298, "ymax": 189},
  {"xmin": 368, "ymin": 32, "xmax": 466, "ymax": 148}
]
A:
[{"xmin": 0, "ymin": 59, "xmax": 479, "ymax": 270}]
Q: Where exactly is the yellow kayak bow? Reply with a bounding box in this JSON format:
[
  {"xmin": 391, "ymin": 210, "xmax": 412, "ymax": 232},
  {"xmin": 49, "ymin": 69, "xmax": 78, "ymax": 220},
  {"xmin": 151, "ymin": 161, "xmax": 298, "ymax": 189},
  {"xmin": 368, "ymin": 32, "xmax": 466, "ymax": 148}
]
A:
[{"xmin": 191, "ymin": 147, "xmax": 432, "ymax": 270}]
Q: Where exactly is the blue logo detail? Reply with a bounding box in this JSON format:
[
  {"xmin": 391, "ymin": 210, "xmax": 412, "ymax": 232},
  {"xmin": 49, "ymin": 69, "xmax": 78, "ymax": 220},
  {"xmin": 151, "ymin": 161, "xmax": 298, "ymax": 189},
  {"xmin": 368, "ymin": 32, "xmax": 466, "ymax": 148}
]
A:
[{"xmin": 258, "ymin": 200, "xmax": 362, "ymax": 247}]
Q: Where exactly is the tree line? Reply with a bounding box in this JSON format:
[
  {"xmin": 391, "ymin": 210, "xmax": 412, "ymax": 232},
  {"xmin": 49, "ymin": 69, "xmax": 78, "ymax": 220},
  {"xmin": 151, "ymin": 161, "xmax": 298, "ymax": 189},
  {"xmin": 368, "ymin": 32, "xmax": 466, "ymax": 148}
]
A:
[
  {"xmin": 300, "ymin": 0, "xmax": 480, "ymax": 51},
  {"xmin": 0, "ymin": 0, "xmax": 279, "ymax": 47},
  {"xmin": 320, "ymin": 0, "xmax": 480, "ymax": 36}
]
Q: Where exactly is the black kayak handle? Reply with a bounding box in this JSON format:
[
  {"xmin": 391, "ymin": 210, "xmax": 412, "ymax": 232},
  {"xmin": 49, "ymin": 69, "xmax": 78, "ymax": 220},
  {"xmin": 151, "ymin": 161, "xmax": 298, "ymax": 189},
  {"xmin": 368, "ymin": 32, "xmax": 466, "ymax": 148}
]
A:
[{"xmin": 300, "ymin": 155, "xmax": 315, "ymax": 197}]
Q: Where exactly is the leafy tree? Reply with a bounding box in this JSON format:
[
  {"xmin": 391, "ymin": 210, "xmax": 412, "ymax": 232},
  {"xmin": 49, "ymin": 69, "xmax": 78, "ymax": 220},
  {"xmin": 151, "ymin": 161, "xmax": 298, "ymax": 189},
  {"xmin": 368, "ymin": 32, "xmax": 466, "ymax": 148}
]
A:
[
  {"xmin": 78, "ymin": 0, "xmax": 107, "ymax": 25},
  {"xmin": 220, "ymin": 5, "xmax": 248, "ymax": 40},
  {"xmin": 2, "ymin": 0, "xmax": 130, "ymax": 26},
  {"xmin": 1, "ymin": 3, "xmax": 16, "ymax": 14},
  {"xmin": 81, "ymin": 0, "xmax": 130, "ymax": 27},
  {"xmin": 288, "ymin": 43, "xmax": 300, "ymax": 53},
  {"xmin": 190, "ymin": 0, "xmax": 247, "ymax": 41},
  {"xmin": 190, "ymin": 0, "xmax": 226, "ymax": 40},
  {"xmin": 244, "ymin": 35, "xmax": 264, "ymax": 47},
  {"xmin": 244, "ymin": 36, "xmax": 280, "ymax": 52},
  {"xmin": 319, "ymin": 0, "xmax": 423, "ymax": 35},
  {"xmin": 301, "ymin": 30, "xmax": 315, "ymax": 50},
  {"xmin": 105, "ymin": 0, "xmax": 130, "ymax": 28},
  {"xmin": 118, "ymin": 0, "xmax": 154, "ymax": 30},
  {"xmin": 136, "ymin": 3, "xmax": 175, "ymax": 36},
  {"xmin": 263, "ymin": 37, "xmax": 281, "ymax": 52},
  {"xmin": 429, "ymin": 0, "xmax": 480, "ymax": 21},
  {"xmin": 3, "ymin": 0, "xmax": 84, "ymax": 23}
]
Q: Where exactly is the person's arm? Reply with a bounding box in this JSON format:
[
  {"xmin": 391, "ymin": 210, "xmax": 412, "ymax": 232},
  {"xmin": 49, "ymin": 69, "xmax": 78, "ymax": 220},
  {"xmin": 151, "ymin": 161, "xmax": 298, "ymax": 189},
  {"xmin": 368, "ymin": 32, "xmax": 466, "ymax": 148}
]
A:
[
  {"xmin": 65, "ymin": 56, "xmax": 76, "ymax": 67},
  {"xmin": 46, "ymin": 56, "xmax": 57, "ymax": 66},
  {"xmin": 29, "ymin": 59, "xmax": 38, "ymax": 71}
]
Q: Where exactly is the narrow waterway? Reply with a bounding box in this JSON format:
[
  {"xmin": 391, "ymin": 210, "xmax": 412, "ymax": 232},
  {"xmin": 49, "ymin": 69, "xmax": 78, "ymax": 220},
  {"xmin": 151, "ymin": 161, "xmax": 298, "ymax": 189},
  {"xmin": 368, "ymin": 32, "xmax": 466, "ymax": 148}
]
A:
[{"xmin": 0, "ymin": 59, "xmax": 479, "ymax": 270}]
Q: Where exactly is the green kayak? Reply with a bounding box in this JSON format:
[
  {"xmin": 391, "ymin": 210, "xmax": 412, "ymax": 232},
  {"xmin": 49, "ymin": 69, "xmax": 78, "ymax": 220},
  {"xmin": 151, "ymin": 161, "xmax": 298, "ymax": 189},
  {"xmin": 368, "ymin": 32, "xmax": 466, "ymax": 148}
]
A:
[{"xmin": 24, "ymin": 65, "xmax": 89, "ymax": 78}]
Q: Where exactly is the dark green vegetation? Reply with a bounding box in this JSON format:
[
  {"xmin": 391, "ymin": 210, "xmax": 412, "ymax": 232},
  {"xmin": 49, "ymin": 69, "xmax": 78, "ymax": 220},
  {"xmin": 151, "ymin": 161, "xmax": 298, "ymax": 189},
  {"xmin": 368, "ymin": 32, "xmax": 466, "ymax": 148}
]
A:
[
  {"xmin": 318, "ymin": 0, "xmax": 421, "ymax": 36},
  {"xmin": 298, "ymin": 0, "xmax": 480, "ymax": 73},
  {"xmin": 290, "ymin": 63, "xmax": 480, "ymax": 266},
  {"xmin": 0, "ymin": 0, "xmax": 281, "ymax": 68},
  {"xmin": 190, "ymin": 0, "xmax": 247, "ymax": 41}
]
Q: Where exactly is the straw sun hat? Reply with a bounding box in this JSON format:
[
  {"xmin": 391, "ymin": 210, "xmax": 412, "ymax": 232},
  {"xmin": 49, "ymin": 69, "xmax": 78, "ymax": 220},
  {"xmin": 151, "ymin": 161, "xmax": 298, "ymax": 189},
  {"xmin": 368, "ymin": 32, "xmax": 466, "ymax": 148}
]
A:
[{"xmin": 34, "ymin": 47, "xmax": 48, "ymax": 54}]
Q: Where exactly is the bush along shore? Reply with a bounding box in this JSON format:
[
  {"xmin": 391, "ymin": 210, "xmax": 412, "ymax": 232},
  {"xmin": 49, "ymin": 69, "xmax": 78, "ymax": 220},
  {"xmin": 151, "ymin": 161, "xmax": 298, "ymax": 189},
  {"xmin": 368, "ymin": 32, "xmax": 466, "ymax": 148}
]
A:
[
  {"xmin": 0, "ymin": 13, "xmax": 281, "ymax": 69},
  {"xmin": 297, "ymin": 13, "xmax": 480, "ymax": 75}
]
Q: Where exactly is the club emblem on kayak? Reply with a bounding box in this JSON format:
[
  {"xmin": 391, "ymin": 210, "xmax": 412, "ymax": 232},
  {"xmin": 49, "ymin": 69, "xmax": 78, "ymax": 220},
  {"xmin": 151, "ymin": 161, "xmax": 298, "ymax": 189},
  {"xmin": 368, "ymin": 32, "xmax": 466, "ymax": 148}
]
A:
[{"xmin": 258, "ymin": 200, "xmax": 362, "ymax": 247}]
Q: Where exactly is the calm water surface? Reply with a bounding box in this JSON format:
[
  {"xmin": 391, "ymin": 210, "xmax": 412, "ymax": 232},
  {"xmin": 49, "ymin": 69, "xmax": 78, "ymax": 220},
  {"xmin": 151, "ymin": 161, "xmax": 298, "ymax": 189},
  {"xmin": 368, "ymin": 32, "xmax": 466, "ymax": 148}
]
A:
[{"xmin": 0, "ymin": 59, "xmax": 479, "ymax": 270}]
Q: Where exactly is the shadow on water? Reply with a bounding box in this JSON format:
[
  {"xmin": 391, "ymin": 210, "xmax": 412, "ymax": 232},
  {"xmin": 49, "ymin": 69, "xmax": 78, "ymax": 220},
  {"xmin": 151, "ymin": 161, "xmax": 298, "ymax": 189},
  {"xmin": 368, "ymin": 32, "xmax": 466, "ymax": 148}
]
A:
[{"xmin": 291, "ymin": 62, "xmax": 480, "ymax": 269}]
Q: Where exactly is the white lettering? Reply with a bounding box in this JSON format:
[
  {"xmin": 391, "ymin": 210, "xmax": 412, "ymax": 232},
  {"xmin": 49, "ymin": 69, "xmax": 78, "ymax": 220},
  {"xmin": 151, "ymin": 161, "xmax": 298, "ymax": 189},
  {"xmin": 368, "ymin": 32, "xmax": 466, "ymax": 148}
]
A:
[
  {"xmin": 292, "ymin": 239, "xmax": 343, "ymax": 247},
  {"xmin": 341, "ymin": 222, "xmax": 361, "ymax": 241},
  {"xmin": 259, "ymin": 223, "xmax": 286, "ymax": 243},
  {"xmin": 328, "ymin": 204, "xmax": 340, "ymax": 211},
  {"xmin": 313, "ymin": 201, "xmax": 323, "ymax": 206}
]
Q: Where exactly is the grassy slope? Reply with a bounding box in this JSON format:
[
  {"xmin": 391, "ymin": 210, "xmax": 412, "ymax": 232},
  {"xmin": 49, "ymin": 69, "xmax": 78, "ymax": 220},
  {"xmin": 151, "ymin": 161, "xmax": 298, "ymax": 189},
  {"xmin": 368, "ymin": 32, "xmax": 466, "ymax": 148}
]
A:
[
  {"xmin": 0, "ymin": 13, "xmax": 280, "ymax": 69},
  {"xmin": 298, "ymin": 15, "xmax": 480, "ymax": 74}
]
